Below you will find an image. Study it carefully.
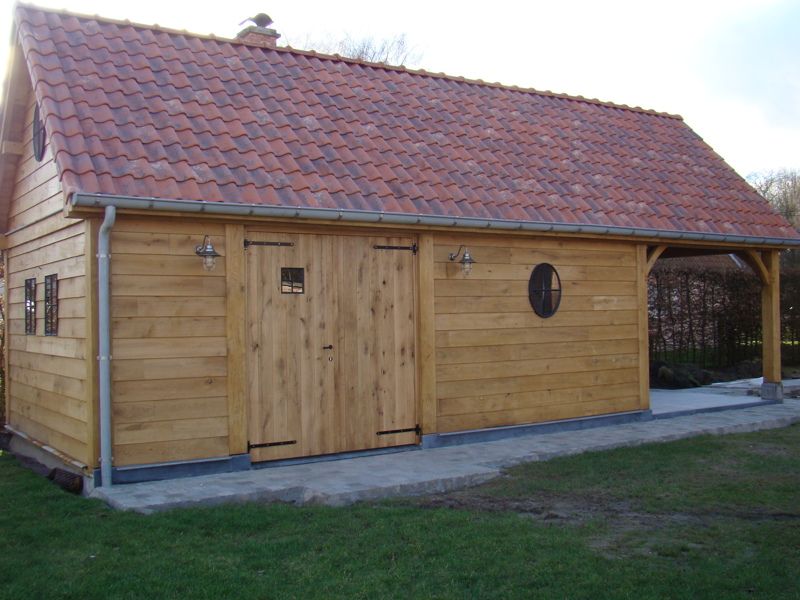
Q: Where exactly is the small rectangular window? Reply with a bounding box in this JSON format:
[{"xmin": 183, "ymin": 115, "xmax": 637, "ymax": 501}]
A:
[
  {"xmin": 24, "ymin": 278, "xmax": 36, "ymax": 335},
  {"xmin": 44, "ymin": 274, "xmax": 58, "ymax": 336},
  {"xmin": 281, "ymin": 268, "xmax": 304, "ymax": 294}
]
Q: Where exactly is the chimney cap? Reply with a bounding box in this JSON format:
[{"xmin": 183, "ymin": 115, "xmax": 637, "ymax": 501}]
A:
[{"xmin": 239, "ymin": 13, "xmax": 274, "ymax": 28}]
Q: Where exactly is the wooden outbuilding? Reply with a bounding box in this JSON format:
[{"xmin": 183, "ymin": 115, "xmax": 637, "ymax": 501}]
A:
[{"xmin": 1, "ymin": 6, "xmax": 798, "ymax": 486}]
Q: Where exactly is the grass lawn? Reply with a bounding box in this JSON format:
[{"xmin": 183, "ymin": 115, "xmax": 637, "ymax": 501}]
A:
[{"xmin": 2, "ymin": 426, "xmax": 800, "ymax": 599}]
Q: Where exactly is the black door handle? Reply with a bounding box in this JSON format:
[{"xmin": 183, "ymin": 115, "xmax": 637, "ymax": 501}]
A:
[{"xmin": 323, "ymin": 344, "xmax": 334, "ymax": 350}]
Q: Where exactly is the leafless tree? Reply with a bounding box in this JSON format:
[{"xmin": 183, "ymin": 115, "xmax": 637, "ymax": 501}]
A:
[
  {"xmin": 290, "ymin": 33, "xmax": 422, "ymax": 67},
  {"xmin": 749, "ymin": 169, "xmax": 800, "ymax": 226},
  {"xmin": 749, "ymin": 169, "xmax": 800, "ymax": 267}
]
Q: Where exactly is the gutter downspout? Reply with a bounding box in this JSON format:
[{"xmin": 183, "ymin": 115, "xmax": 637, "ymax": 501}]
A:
[{"xmin": 98, "ymin": 206, "xmax": 116, "ymax": 487}]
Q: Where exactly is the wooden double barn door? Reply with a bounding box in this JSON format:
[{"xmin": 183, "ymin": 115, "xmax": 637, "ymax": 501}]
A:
[{"xmin": 245, "ymin": 231, "xmax": 418, "ymax": 461}]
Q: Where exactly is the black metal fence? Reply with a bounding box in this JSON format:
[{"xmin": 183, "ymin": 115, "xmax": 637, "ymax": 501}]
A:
[{"xmin": 648, "ymin": 267, "xmax": 800, "ymax": 368}]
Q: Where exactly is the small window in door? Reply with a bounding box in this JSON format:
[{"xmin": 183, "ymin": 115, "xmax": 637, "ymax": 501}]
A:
[{"xmin": 281, "ymin": 268, "xmax": 304, "ymax": 294}]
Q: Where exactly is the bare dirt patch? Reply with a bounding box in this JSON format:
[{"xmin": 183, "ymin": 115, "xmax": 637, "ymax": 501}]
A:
[
  {"xmin": 417, "ymin": 489, "xmax": 800, "ymax": 524},
  {"xmin": 413, "ymin": 488, "xmax": 800, "ymax": 559}
]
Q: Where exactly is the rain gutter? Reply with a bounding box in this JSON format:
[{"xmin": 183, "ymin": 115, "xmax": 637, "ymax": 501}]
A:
[{"xmin": 71, "ymin": 193, "xmax": 800, "ymax": 247}]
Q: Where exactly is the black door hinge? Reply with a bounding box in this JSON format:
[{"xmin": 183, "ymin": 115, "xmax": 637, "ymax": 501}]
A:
[
  {"xmin": 373, "ymin": 243, "xmax": 418, "ymax": 255},
  {"xmin": 244, "ymin": 240, "xmax": 295, "ymax": 249},
  {"xmin": 376, "ymin": 424, "xmax": 421, "ymax": 436},
  {"xmin": 248, "ymin": 439, "xmax": 297, "ymax": 449}
]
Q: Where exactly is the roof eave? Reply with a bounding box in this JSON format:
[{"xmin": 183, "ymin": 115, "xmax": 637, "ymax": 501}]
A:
[{"xmin": 68, "ymin": 192, "xmax": 800, "ymax": 248}]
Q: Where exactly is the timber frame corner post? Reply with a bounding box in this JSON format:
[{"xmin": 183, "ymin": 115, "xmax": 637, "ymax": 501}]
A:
[
  {"xmin": 636, "ymin": 245, "xmax": 666, "ymax": 411},
  {"xmin": 759, "ymin": 250, "xmax": 783, "ymax": 401},
  {"xmin": 735, "ymin": 249, "xmax": 783, "ymax": 401},
  {"xmin": 636, "ymin": 244, "xmax": 669, "ymax": 411}
]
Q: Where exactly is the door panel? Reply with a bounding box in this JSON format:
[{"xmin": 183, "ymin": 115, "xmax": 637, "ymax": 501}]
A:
[
  {"xmin": 246, "ymin": 233, "xmax": 312, "ymax": 460},
  {"xmin": 246, "ymin": 232, "xmax": 417, "ymax": 461}
]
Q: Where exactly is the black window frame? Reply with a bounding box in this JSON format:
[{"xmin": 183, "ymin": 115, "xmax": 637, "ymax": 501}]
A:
[
  {"xmin": 528, "ymin": 263, "xmax": 562, "ymax": 318},
  {"xmin": 280, "ymin": 267, "xmax": 305, "ymax": 294},
  {"xmin": 24, "ymin": 278, "xmax": 36, "ymax": 335},
  {"xmin": 33, "ymin": 104, "xmax": 46, "ymax": 162},
  {"xmin": 44, "ymin": 274, "xmax": 58, "ymax": 336}
]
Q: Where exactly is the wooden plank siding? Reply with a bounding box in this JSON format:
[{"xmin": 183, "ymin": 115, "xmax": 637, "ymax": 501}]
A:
[
  {"xmin": 432, "ymin": 233, "xmax": 644, "ymax": 433},
  {"xmin": 5, "ymin": 90, "xmax": 92, "ymax": 466},
  {"xmin": 109, "ymin": 218, "xmax": 230, "ymax": 466}
]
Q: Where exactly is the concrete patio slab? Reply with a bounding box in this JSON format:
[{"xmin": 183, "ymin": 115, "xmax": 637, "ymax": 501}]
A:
[
  {"xmin": 650, "ymin": 389, "xmax": 774, "ymax": 417},
  {"xmin": 650, "ymin": 379, "xmax": 800, "ymax": 417},
  {"xmin": 91, "ymin": 398, "xmax": 800, "ymax": 514}
]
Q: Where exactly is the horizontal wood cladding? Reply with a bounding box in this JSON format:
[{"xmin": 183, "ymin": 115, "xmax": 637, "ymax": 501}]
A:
[
  {"xmin": 113, "ymin": 437, "xmax": 229, "ymax": 466},
  {"xmin": 110, "ymin": 218, "xmax": 230, "ymax": 466},
  {"xmin": 8, "ymin": 317, "xmax": 85, "ymax": 339},
  {"xmin": 432, "ymin": 233, "xmax": 643, "ymax": 433},
  {"xmin": 114, "ymin": 377, "xmax": 227, "ymax": 403},
  {"xmin": 437, "ymin": 396, "xmax": 640, "ymax": 432},
  {"xmin": 436, "ymin": 324, "xmax": 639, "ymax": 348},
  {"xmin": 435, "ymin": 279, "xmax": 637, "ymax": 297},
  {"xmin": 5, "ymin": 93, "xmax": 91, "ymax": 466}
]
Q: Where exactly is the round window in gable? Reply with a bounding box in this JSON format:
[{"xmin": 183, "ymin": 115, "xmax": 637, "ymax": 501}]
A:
[
  {"xmin": 33, "ymin": 105, "xmax": 46, "ymax": 162},
  {"xmin": 529, "ymin": 263, "xmax": 562, "ymax": 318}
]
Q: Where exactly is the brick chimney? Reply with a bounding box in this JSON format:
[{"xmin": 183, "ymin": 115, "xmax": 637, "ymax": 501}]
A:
[{"xmin": 236, "ymin": 25, "xmax": 281, "ymax": 48}]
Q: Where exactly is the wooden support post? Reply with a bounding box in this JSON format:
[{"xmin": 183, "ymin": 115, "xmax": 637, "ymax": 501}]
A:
[
  {"xmin": 84, "ymin": 219, "xmax": 100, "ymax": 469},
  {"xmin": 225, "ymin": 224, "xmax": 248, "ymax": 454},
  {"xmin": 761, "ymin": 249, "xmax": 782, "ymax": 399},
  {"xmin": 636, "ymin": 244, "xmax": 650, "ymax": 410},
  {"xmin": 417, "ymin": 233, "xmax": 437, "ymax": 434}
]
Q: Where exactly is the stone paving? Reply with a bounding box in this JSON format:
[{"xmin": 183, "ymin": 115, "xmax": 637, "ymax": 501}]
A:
[{"xmin": 92, "ymin": 398, "xmax": 800, "ymax": 513}]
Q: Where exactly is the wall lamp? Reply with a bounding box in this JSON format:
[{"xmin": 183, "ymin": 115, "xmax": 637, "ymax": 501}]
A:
[
  {"xmin": 448, "ymin": 245, "xmax": 475, "ymax": 276},
  {"xmin": 195, "ymin": 235, "xmax": 221, "ymax": 271}
]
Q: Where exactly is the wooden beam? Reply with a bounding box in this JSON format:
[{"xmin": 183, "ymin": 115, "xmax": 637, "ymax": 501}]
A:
[
  {"xmin": 737, "ymin": 249, "xmax": 771, "ymax": 285},
  {"xmin": 761, "ymin": 250, "xmax": 781, "ymax": 384},
  {"xmin": 645, "ymin": 245, "xmax": 667, "ymax": 274},
  {"xmin": 416, "ymin": 232, "xmax": 437, "ymax": 434},
  {"xmin": 66, "ymin": 207, "xmax": 795, "ymax": 252},
  {"xmin": 659, "ymin": 247, "xmax": 734, "ymax": 259},
  {"xmin": 636, "ymin": 244, "xmax": 650, "ymax": 410},
  {"xmin": 225, "ymin": 224, "xmax": 247, "ymax": 455}
]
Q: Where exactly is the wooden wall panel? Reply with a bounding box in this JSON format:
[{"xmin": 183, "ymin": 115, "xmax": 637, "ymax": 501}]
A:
[
  {"xmin": 432, "ymin": 233, "xmax": 643, "ymax": 433},
  {"xmin": 5, "ymin": 90, "xmax": 91, "ymax": 466},
  {"xmin": 110, "ymin": 217, "xmax": 230, "ymax": 466}
]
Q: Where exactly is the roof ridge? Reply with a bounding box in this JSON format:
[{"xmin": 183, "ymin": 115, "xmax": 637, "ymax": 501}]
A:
[{"xmin": 15, "ymin": 2, "xmax": 684, "ymax": 121}]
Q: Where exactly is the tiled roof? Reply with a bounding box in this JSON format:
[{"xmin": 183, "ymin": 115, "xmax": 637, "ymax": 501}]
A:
[{"xmin": 12, "ymin": 5, "xmax": 800, "ymax": 241}]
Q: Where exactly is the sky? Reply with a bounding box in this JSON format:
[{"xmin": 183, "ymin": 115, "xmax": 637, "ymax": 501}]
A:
[{"xmin": 0, "ymin": 0, "xmax": 797, "ymax": 178}]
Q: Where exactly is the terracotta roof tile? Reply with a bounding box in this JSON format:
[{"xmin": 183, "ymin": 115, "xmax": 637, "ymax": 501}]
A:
[{"xmin": 12, "ymin": 4, "xmax": 799, "ymax": 241}]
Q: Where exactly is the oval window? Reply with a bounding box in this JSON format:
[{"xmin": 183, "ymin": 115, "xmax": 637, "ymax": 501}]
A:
[
  {"xmin": 33, "ymin": 105, "xmax": 46, "ymax": 162},
  {"xmin": 529, "ymin": 263, "xmax": 562, "ymax": 318}
]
